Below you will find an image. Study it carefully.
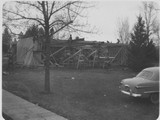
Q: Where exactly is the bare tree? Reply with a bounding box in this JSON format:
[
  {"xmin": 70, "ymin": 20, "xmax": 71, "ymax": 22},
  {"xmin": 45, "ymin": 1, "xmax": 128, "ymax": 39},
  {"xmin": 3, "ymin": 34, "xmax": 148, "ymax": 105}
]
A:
[
  {"xmin": 116, "ymin": 18, "xmax": 130, "ymax": 44},
  {"xmin": 3, "ymin": 1, "xmax": 92, "ymax": 93},
  {"xmin": 141, "ymin": 1, "xmax": 160, "ymax": 42}
]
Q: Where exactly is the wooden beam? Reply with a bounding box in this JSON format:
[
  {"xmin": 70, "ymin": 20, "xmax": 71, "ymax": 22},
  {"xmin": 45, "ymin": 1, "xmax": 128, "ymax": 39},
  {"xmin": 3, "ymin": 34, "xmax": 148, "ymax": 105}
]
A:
[
  {"xmin": 63, "ymin": 49, "xmax": 82, "ymax": 63},
  {"xmin": 110, "ymin": 47, "xmax": 122, "ymax": 63},
  {"xmin": 50, "ymin": 46, "xmax": 66, "ymax": 57}
]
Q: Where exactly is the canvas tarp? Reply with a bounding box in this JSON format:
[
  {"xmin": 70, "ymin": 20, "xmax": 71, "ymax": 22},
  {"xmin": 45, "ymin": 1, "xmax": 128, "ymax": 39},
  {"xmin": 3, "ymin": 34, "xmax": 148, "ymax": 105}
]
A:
[{"xmin": 16, "ymin": 37, "xmax": 43, "ymax": 66}]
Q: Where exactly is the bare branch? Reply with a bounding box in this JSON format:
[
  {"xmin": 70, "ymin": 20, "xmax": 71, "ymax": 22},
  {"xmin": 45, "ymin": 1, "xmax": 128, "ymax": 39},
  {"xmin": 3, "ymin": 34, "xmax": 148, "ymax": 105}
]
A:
[
  {"xmin": 3, "ymin": 23, "xmax": 21, "ymax": 35},
  {"xmin": 49, "ymin": 1, "xmax": 80, "ymax": 18},
  {"xmin": 49, "ymin": 1, "xmax": 55, "ymax": 19},
  {"xmin": 50, "ymin": 20, "xmax": 73, "ymax": 36},
  {"xmin": 142, "ymin": 1, "xmax": 159, "ymax": 37},
  {"xmin": 37, "ymin": 1, "xmax": 42, "ymax": 5},
  {"xmin": 116, "ymin": 18, "xmax": 130, "ymax": 44},
  {"xmin": 67, "ymin": 7, "xmax": 85, "ymax": 18},
  {"xmin": 3, "ymin": 9, "xmax": 45, "ymax": 27},
  {"xmin": 72, "ymin": 2, "xmax": 94, "ymax": 9},
  {"xmin": 49, "ymin": 19, "xmax": 65, "ymax": 28},
  {"xmin": 67, "ymin": 4, "xmax": 71, "ymax": 21},
  {"xmin": 66, "ymin": 25, "xmax": 95, "ymax": 34},
  {"xmin": 4, "ymin": 1, "xmax": 94, "ymax": 38},
  {"xmin": 16, "ymin": 1, "xmax": 43, "ymax": 13}
]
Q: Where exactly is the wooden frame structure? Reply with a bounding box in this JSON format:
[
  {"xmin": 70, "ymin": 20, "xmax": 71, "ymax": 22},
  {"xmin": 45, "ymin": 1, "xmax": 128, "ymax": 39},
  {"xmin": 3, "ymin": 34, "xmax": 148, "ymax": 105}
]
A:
[
  {"xmin": 49, "ymin": 39, "xmax": 128, "ymax": 69},
  {"xmin": 16, "ymin": 37, "xmax": 128, "ymax": 69}
]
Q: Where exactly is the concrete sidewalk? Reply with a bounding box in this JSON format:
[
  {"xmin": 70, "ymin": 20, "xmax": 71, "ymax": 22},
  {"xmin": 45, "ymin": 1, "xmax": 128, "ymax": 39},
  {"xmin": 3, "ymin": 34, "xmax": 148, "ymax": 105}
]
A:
[{"xmin": 2, "ymin": 90, "xmax": 68, "ymax": 120}]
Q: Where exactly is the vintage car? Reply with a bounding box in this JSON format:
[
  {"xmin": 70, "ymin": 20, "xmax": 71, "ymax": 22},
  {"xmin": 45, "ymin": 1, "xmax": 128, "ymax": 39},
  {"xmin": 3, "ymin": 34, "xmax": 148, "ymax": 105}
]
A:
[{"xmin": 120, "ymin": 67, "xmax": 159, "ymax": 104}]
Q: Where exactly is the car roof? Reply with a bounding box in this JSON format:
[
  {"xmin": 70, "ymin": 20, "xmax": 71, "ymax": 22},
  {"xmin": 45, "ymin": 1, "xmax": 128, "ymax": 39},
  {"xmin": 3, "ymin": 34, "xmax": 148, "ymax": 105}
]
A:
[{"xmin": 143, "ymin": 67, "xmax": 159, "ymax": 74}]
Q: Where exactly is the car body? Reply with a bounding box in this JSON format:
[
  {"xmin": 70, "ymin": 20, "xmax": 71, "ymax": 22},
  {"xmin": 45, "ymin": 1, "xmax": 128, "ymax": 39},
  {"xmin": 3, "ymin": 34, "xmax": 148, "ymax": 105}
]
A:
[{"xmin": 120, "ymin": 67, "xmax": 159, "ymax": 104}]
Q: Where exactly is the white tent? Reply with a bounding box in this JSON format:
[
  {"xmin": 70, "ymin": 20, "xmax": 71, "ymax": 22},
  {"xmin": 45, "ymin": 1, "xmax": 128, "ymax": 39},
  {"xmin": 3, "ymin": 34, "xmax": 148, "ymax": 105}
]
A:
[{"xmin": 16, "ymin": 37, "xmax": 43, "ymax": 66}]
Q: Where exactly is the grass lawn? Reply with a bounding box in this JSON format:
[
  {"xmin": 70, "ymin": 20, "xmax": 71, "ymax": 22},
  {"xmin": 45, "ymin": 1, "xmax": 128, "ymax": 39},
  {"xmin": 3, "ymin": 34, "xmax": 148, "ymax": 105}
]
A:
[{"xmin": 2, "ymin": 67, "xmax": 159, "ymax": 120}]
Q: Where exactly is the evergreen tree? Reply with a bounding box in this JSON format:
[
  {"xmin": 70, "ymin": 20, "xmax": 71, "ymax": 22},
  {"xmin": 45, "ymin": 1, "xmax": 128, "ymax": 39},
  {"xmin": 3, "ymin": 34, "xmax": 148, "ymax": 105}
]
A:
[
  {"xmin": 2, "ymin": 28, "xmax": 12, "ymax": 53},
  {"xmin": 23, "ymin": 24, "xmax": 45, "ymax": 38},
  {"xmin": 128, "ymin": 15, "xmax": 157, "ymax": 71},
  {"xmin": 23, "ymin": 24, "xmax": 39, "ymax": 38}
]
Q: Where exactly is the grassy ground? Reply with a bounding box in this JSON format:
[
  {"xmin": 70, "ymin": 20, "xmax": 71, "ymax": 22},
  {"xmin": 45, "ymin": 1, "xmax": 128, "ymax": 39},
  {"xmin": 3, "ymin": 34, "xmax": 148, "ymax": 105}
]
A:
[{"xmin": 2, "ymin": 67, "xmax": 159, "ymax": 120}]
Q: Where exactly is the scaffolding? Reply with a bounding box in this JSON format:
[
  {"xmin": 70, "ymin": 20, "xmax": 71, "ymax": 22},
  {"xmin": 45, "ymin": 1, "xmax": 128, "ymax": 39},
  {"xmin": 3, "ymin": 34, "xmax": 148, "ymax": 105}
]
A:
[
  {"xmin": 18, "ymin": 37, "xmax": 128, "ymax": 69},
  {"xmin": 49, "ymin": 41, "xmax": 127, "ymax": 69}
]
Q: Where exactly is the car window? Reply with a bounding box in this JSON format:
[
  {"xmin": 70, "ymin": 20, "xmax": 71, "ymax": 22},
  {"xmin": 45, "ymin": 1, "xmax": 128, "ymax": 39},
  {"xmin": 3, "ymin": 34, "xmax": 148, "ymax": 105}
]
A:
[{"xmin": 137, "ymin": 70, "xmax": 153, "ymax": 79}]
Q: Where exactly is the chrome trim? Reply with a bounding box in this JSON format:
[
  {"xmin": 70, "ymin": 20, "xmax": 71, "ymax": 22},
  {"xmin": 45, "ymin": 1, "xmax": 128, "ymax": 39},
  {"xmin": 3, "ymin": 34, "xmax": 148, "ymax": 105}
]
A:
[
  {"xmin": 121, "ymin": 90, "xmax": 142, "ymax": 97},
  {"xmin": 135, "ymin": 86, "xmax": 151, "ymax": 89},
  {"xmin": 124, "ymin": 84, "xmax": 129, "ymax": 87},
  {"xmin": 144, "ymin": 91, "xmax": 159, "ymax": 93},
  {"xmin": 121, "ymin": 90, "xmax": 130, "ymax": 95}
]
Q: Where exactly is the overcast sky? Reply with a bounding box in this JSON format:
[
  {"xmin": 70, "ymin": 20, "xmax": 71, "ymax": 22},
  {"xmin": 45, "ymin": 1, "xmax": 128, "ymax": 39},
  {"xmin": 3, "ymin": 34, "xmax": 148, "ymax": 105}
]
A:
[
  {"xmin": 80, "ymin": 1, "xmax": 143, "ymax": 43},
  {"xmin": 1, "ymin": 1, "xmax": 159, "ymax": 43}
]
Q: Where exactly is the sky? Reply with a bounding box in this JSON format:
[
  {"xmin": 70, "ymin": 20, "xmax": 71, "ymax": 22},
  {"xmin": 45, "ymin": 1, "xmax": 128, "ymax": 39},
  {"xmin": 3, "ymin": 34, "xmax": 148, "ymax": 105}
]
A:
[
  {"xmin": 80, "ymin": 1, "xmax": 143, "ymax": 43},
  {"xmin": 1, "ymin": 1, "xmax": 160, "ymax": 43}
]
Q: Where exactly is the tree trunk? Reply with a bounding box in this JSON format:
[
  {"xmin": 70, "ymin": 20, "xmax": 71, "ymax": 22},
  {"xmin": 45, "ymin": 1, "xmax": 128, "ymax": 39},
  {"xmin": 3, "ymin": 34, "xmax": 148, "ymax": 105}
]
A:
[
  {"xmin": 44, "ymin": 24, "xmax": 51, "ymax": 93},
  {"xmin": 44, "ymin": 46, "xmax": 50, "ymax": 93}
]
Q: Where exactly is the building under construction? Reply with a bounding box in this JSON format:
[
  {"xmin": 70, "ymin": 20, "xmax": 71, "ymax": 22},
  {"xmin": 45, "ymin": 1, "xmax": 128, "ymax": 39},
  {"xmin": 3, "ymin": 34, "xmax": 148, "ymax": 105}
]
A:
[{"xmin": 16, "ymin": 36, "xmax": 128, "ymax": 69}]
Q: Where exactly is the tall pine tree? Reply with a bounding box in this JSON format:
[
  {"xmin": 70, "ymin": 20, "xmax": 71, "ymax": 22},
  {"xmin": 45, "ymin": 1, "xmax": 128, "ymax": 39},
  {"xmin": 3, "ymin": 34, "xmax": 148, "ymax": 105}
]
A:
[{"xmin": 128, "ymin": 15, "xmax": 157, "ymax": 71}]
